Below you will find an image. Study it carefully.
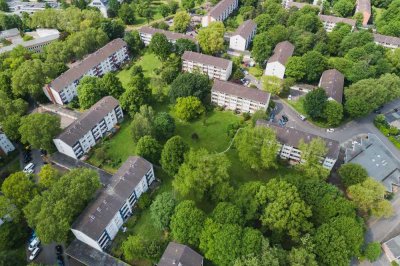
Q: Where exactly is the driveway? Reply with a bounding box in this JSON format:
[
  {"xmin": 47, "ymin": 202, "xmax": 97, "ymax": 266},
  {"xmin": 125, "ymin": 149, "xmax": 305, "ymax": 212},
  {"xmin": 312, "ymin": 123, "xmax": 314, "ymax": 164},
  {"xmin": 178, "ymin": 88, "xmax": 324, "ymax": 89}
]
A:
[
  {"xmin": 28, "ymin": 242, "xmax": 69, "ymax": 266},
  {"xmin": 19, "ymin": 149, "xmax": 45, "ymax": 177}
]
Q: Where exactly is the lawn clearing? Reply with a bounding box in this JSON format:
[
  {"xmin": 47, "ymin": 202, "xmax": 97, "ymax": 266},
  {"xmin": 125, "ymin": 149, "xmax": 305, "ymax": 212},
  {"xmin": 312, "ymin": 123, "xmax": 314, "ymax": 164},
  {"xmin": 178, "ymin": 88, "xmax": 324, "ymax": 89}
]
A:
[{"xmin": 286, "ymin": 97, "xmax": 330, "ymax": 128}]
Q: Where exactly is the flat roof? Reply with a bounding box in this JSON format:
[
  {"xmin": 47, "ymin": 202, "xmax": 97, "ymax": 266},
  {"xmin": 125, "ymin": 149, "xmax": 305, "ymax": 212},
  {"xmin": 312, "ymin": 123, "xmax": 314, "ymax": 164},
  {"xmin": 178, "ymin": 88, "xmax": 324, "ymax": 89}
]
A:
[
  {"xmin": 182, "ymin": 51, "xmax": 232, "ymax": 69},
  {"xmin": 71, "ymin": 156, "xmax": 152, "ymax": 240},
  {"xmin": 55, "ymin": 96, "xmax": 120, "ymax": 146},
  {"xmin": 139, "ymin": 26, "xmax": 197, "ymax": 43},
  {"xmin": 267, "ymin": 41, "xmax": 295, "ymax": 65},
  {"xmin": 0, "ymin": 33, "xmax": 59, "ymax": 54},
  {"xmin": 212, "ymin": 79, "xmax": 270, "ymax": 104},
  {"xmin": 384, "ymin": 236, "xmax": 400, "ymax": 260},
  {"xmin": 49, "ymin": 38, "xmax": 127, "ymax": 92},
  {"xmin": 256, "ymin": 120, "xmax": 340, "ymax": 159}
]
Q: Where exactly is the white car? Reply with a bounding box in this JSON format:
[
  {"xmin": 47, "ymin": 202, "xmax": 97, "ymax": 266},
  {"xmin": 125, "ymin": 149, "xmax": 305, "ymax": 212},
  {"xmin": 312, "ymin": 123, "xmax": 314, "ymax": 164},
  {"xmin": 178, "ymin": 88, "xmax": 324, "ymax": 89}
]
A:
[
  {"xmin": 28, "ymin": 237, "xmax": 40, "ymax": 251},
  {"xmin": 23, "ymin": 163, "xmax": 35, "ymax": 173},
  {"xmin": 299, "ymin": 115, "xmax": 306, "ymax": 121},
  {"xmin": 326, "ymin": 128, "xmax": 335, "ymax": 133},
  {"xmin": 288, "ymin": 95, "xmax": 292, "ymax": 101},
  {"xmin": 29, "ymin": 247, "xmax": 41, "ymax": 261}
]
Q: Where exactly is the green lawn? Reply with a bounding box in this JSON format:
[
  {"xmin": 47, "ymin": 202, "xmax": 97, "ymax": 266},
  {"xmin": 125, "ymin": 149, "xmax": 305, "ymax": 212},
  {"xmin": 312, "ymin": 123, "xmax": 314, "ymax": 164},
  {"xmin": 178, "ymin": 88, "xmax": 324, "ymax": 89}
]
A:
[{"xmin": 286, "ymin": 97, "xmax": 330, "ymax": 128}]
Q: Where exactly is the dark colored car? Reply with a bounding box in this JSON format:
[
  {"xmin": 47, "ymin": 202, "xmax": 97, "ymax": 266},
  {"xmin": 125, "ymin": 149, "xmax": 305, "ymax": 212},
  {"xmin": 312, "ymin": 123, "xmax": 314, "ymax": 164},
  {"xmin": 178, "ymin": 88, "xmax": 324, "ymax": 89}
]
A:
[
  {"xmin": 56, "ymin": 255, "xmax": 64, "ymax": 266},
  {"xmin": 23, "ymin": 156, "xmax": 32, "ymax": 164},
  {"xmin": 373, "ymin": 106, "xmax": 383, "ymax": 114},
  {"xmin": 55, "ymin": 245, "xmax": 63, "ymax": 256},
  {"xmin": 282, "ymin": 115, "xmax": 289, "ymax": 122}
]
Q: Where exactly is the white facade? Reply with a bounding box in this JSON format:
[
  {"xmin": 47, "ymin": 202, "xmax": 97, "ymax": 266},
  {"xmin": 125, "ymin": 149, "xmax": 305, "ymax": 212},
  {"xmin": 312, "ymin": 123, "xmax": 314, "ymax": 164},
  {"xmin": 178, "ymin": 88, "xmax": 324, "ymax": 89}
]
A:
[
  {"xmin": 319, "ymin": 15, "xmax": 356, "ymax": 33},
  {"xmin": 44, "ymin": 40, "xmax": 128, "ymax": 105},
  {"xmin": 211, "ymin": 91, "xmax": 268, "ymax": 113},
  {"xmin": 229, "ymin": 21, "xmax": 256, "ymax": 51},
  {"xmin": 265, "ymin": 62, "xmax": 286, "ymax": 79},
  {"xmin": 182, "ymin": 58, "xmax": 232, "ymax": 81},
  {"xmin": 53, "ymin": 104, "xmax": 123, "ymax": 159},
  {"xmin": 89, "ymin": 0, "xmax": 108, "ymax": 17},
  {"xmin": 201, "ymin": 0, "xmax": 239, "ymax": 27},
  {"xmin": 7, "ymin": 1, "xmax": 60, "ymax": 15},
  {"xmin": 0, "ymin": 133, "xmax": 15, "ymax": 156}
]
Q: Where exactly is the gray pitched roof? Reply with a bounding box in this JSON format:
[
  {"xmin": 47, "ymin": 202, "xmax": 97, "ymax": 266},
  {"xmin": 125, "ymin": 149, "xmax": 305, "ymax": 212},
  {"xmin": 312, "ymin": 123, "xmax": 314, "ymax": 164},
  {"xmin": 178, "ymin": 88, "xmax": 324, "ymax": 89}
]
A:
[
  {"xmin": 319, "ymin": 69, "xmax": 344, "ymax": 103},
  {"xmin": 71, "ymin": 156, "xmax": 153, "ymax": 240},
  {"xmin": 139, "ymin": 26, "xmax": 197, "ymax": 43},
  {"xmin": 209, "ymin": 0, "xmax": 237, "ymax": 18},
  {"xmin": 267, "ymin": 41, "xmax": 294, "ymax": 65},
  {"xmin": 232, "ymin": 20, "xmax": 256, "ymax": 39},
  {"xmin": 319, "ymin": 14, "xmax": 356, "ymax": 27},
  {"xmin": 56, "ymin": 96, "xmax": 120, "ymax": 146},
  {"xmin": 158, "ymin": 242, "xmax": 203, "ymax": 266},
  {"xmin": 182, "ymin": 51, "xmax": 232, "ymax": 69},
  {"xmin": 256, "ymin": 120, "xmax": 340, "ymax": 159},
  {"xmin": 49, "ymin": 38, "xmax": 127, "ymax": 92},
  {"xmin": 357, "ymin": 0, "xmax": 371, "ymax": 13},
  {"xmin": 373, "ymin": 33, "xmax": 400, "ymax": 46},
  {"xmin": 212, "ymin": 79, "xmax": 270, "ymax": 104}
]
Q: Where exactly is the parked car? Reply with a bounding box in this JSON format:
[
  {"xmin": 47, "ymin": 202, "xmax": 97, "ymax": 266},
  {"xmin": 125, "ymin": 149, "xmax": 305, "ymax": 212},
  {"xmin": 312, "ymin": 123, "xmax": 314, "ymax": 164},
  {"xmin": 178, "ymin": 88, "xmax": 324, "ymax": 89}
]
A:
[
  {"xmin": 55, "ymin": 245, "xmax": 63, "ymax": 256},
  {"xmin": 288, "ymin": 95, "xmax": 292, "ymax": 101},
  {"xmin": 326, "ymin": 128, "xmax": 335, "ymax": 133},
  {"xmin": 56, "ymin": 255, "xmax": 64, "ymax": 266},
  {"xmin": 373, "ymin": 106, "xmax": 383, "ymax": 114},
  {"xmin": 28, "ymin": 237, "xmax": 40, "ymax": 251},
  {"xmin": 29, "ymin": 247, "xmax": 41, "ymax": 261},
  {"xmin": 282, "ymin": 115, "xmax": 289, "ymax": 122},
  {"xmin": 299, "ymin": 114, "xmax": 307, "ymax": 121},
  {"xmin": 23, "ymin": 156, "xmax": 32, "ymax": 164},
  {"xmin": 23, "ymin": 163, "xmax": 35, "ymax": 174}
]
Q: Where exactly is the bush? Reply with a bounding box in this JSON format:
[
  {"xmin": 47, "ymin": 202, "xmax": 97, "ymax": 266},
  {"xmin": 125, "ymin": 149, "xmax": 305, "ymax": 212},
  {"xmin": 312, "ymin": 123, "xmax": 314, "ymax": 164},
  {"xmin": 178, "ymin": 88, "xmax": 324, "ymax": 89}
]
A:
[
  {"xmin": 137, "ymin": 192, "xmax": 152, "ymax": 210},
  {"xmin": 242, "ymin": 112, "xmax": 251, "ymax": 121},
  {"xmin": 363, "ymin": 242, "xmax": 382, "ymax": 262}
]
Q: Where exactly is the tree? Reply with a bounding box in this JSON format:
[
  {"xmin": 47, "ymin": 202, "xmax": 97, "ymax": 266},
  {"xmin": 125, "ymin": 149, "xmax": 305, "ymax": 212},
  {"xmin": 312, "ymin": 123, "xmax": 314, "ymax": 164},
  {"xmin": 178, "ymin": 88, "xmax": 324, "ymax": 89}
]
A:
[
  {"xmin": 173, "ymin": 11, "xmax": 190, "ymax": 33},
  {"xmin": 38, "ymin": 165, "xmax": 60, "ymax": 189},
  {"xmin": 107, "ymin": 0, "xmax": 120, "ymax": 18},
  {"xmin": 251, "ymin": 32, "xmax": 272, "ymax": 65},
  {"xmin": 159, "ymin": 4, "xmax": 170, "ymax": 18},
  {"xmin": 118, "ymin": 3, "xmax": 135, "ymax": 24},
  {"xmin": 122, "ymin": 235, "xmax": 146, "ymax": 261},
  {"xmin": 149, "ymin": 33, "xmax": 173, "ymax": 61},
  {"xmin": 181, "ymin": 0, "xmax": 195, "ymax": 10},
  {"xmin": 288, "ymin": 247, "xmax": 318, "ymax": 266},
  {"xmin": 257, "ymin": 179, "xmax": 312, "ymax": 239},
  {"xmin": 254, "ymin": 14, "xmax": 275, "ymax": 33},
  {"xmin": 285, "ymin": 56, "xmax": 306, "ymax": 81},
  {"xmin": 0, "ymin": 195, "xmax": 21, "ymax": 222},
  {"xmin": 0, "ymin": 0, "xmax": 9, "ymax": 12},
  {"xmin": 261, "ymin": 75, "xmax": 282, "ymax": 95},
  {"xmin": 303, "ymin": 88, "xmax": 327, "ymax": 120},
  {"xmin": 174, "ymin": 39, "xmax": 197, "ymax": 56},
  {"xmin": 347, "ymin": 178, "xmax": 394, "ymax": 218},
  {"xmin": 161, "ymin": 53, "xmax": 181, "ymax": 84},
  {"xmin": 119, "ymin": 85, "xmax": 152, "ymax": 117},
  {"xmin": 153, "ymin": 112, "xmax": 175, "ymax": 141},
  {"xmin": 160, "ymin": 136, "xmax": 189, "ymax": 176},
  {"xmin": 0, "ymin": 221, "xmax": 27, "ymax": 251},
  {"xmin": 324, "ymin": 100, "xmax": 343, "ymax": 126},
  {"xmin": 333, "ymin": 0, "xmax": 354, "ymax": 17},
  {"xmin": 99, "ymin": 72, "xmax": 124, "ymax": 99},
  {"xmin": 173, "ymin": 148, "xmax": 232, "ymax": 201},
  {"xmin": 130, "ymin": 106, "xmax": 154, "ymax": 141},
  {"xmin": 169, "ymin": 72, "xmax": 210, "ymax": 103},
  {"xmin": 77, "ymin": 76, "xmax": 105, "ymax": 109},
  {"xmin": 19, "ymin": 113, "xmax": 60, "ymax": 151},
  {"xmin": 174, "ymin": 96, "xmax": 205, "ymax": 121},
  {"xmin": 197, "ymin": 22, "xmax": 225, "ymax": 55},
  {"xmin": 0, "ymin": 92, "xmax": 28, "ymax": 122},
  {"xmin": 100, "ymin": 19, "xmax": 125, "ymax": 40},
  {"xmin": 11, "ymin": 59, "xmax": 45, "ymax": 99},
  {"xmin": 338, "ymin": 163, "xmax": 368, "ymax": 188},
  {"xmin": 297, "ymin": 138, "xmax": 329, "ymax": 180},
  {"xmin": 235, "ymin": 126, "xmax": 279, "ymax": 171},
  {"xmin": 211, "ymin": 202, "xmax": 243, "ymax": 225},
  {"xmin": 124, "ymin": 30, "xmax": 144, "ymax": 56},
  {"xmin": 23, "ymin": 169, "xmax": 100, "ymax": 244},
  {"xmin": 150, "ymin": 192, "xmax": 176, "ymax": 230},
  {"xmin": 1, "ymin": 114, "xmax": 22, "ymax": 141},
  {"xmin": 233, "ymin": 182, "xmax": 263, "ymax": 221},
  {"xmin": 136, "ymin": 136, "xmax": 161, "ymax": 164},
  {"xmin": 170, "ymin": 200, "xmax": 206, "ymax": 246},
  {"xmin": 168, "ymin": 1, "xmax": 179, "ymax": 14},
  {"xmin": 1, "ymin": 172, "xmax": 38, "ymax": 209},
  {"xmin": 302, "ymin": 51, "xmax": 327, "ymax": 82},
  {"xmin": 363, "ymin": 242, "xmax": 382, "ymax": 262}
]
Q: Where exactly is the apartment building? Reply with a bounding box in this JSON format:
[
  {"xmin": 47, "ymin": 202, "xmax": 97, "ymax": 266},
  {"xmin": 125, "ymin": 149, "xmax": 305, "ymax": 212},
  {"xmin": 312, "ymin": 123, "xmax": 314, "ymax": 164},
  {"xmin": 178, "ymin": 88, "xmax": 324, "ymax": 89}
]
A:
[
  {"xmin": 355, "ymin": 0, "xmax": 371, "ymax": 26},
  {"xmin": 211, "ymin": 80, "xmax": 270, "ymax": 113},
  {"xmin": 44, "ymin": 38, "xmax": 129, "ymax": 105},
  {"xmin": 89, "ymin": 0, "xmax": 123, "ymax": 17},
  {"xmin": 71, "ymin": 156, "xmax": 155, "ymax": 251},
  {"xmin": 0, "ymin": 32, "xmax": 59, "ymax": 54},
  {"xmin": 373, "ymin": 33, "xmax": 400, "ymax": 49},
  {"xmin": 53, "ymin": 96, "xmax": 123, "ymax": 160},
  {"xmin": 7, "ymin": 0, "xmax": 60, "ymax": 15},
  {"xmin": 0, "ymin": 132, "xmax": 15, "ymax": 156},
  {"xmin": 264, "ymin": 41, "xmax": 294, "ymax": 79},
  {"xmin": 229, "ymin": 20, "xmax": 257, "ymax": 51},
  {"xmin": 0, "ymin": 28, "xmax": 19, "ymax": 40},
  {"xmin": 319, "ymin": 14, "xmax": 356, "ymax": 32},
  {"xmin": 282, "ymin": 0, "xmax": 320, "ymax": 9},
  {"xmin": 182, "ymin": 51, "xmax": 232, "ymax": 81},
  {"xmin": 318, "ymin": 69, "xmax": 344, "ymax": 103},
  {"xmin": 256, "ymin": 120, "xmax": 340, "ymax": 170},
  {"xmin": 201, "ymin": 0, "xmax": 239, "ymax": 27},
  {"xmin": 139, "ymin": 26, "xmax": 197, "ymax": 46},
  {"xmin": 159, "ymin": 242, "xmax": 204, "ymax": 266}
]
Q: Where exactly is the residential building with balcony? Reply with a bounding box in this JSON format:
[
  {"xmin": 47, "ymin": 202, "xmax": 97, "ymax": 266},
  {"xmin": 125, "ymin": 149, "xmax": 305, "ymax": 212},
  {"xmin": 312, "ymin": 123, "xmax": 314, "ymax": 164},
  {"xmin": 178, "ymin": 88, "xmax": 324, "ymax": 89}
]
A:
[
  {"xmin": 319, "ymin": 14, "xmax": 356, "ymax": 32},
  {"xmin": 0, "ymin": 131, "xmax": 15, "ymax": 157},
  {"xmin": 182, "ymin": 51, "xmax": 232, "ymax": 81},
  {"xmin": 211, "ymin": 80, "xmax": 270, "ymax": 113},
  {"xmin": 355, "ymin": 0, "xmax": 371, "ymax": 26},
  {"xmin": 44, "ymin": 38, "xmax": 129, "ymax": 105},
  {"xmin": 139, "ymin": 26, "xmax": 198, "ymax": 47},
  {"xmin": 256, "ymin": 120, "xmax": 340, "ymax": 170},
  {"xmin": 71, "ymin": 156, "xmax": 155, "ymax": 251},
  {"xmin": 373, "ymin": 33, "xmax": 400, "ymax": 49},
  {"xmin": 201, "ymin": 0, "xmax": 239, "ymax": 27},
  {"xmin": 318, "ymin": 69, "xmax": 344, "ymax": 103},
  {"xmin": 264, "ymin": 41, "xmax": 294, "ymax": 79},
  {"xmin": 53, "ymin": 96, "xmax": 123, "ymax": 160},
  {"xmin": 7, "ymin": 0, "xmax": 60, "ymax": 15},
  {"xmin": 229, "ymin": 20, "xmax": 257, "ymax": 51}
]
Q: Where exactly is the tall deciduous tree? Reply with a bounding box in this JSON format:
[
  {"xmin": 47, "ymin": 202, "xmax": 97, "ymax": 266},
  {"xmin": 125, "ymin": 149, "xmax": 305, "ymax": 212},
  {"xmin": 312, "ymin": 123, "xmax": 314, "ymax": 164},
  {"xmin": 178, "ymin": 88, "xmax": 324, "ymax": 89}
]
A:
[
  {"xmin": 11, "ymin": 59, "xmax": 45, "ymax": 99},
  {"xmin": 149, "ymin": 33, "xmax": 173, "ymax": 61},
  {"xmin": 297, "ymin": 138, "xmax": 329, "ymax": 180},
  {"xmin": 38, "ymin": 165, "xmax": 60, "ymax": 189},
  {"xmin": 150, "ymin": 192, "xmax": 176, "ymax": 230},
  {"xmin": 19, "ymin": 113, "xmax": 60, "ymax": 151},
  {"xmin": 136, "ymin": 136, "xmax": 161, "ymax": 164},
  {"xmin": 324, "ymin": 100, "xmax": 343, "ymax": 127},
  {"xmin": 303, "ymin": 88, "xmax": 328, "ymax": 120},
  {"xmin": 174, "ymin": 39, "xmax": 197, "ymax": 56},
  {"xmin": 77, "ymin": 76, "xmax": 105, "ymax": 109},
  {"xmin": 1, "ymin": 172, "xmax": 38, "ymax": 209},
  {"xmin": 338, "ymin": 163, "xmax": 368, "ymax": 188},
  {"xmin": 153, "ymin": 112, "xmax": 175, "ymax": 141},
  {"xmin": 124, "ymin": 30, "xmax": 144, "ymax": 56},
  {"xmin": 170, "ymin": 200, "xmax": 206, "ymax": 246},
  {"xmin": 174, "ymin": 96, "xmax": 205, "ymax": 121},
  {"xmin": 120, "ymin": 85, "xmax": 152, "ymax": 117},
  {"xmin": 118, "ymin": 3, "xmax": 135, "ymax": 24},
  {"xmin": 99, "ymin": 72, "xmax": 124, "ymax": 99},
  {"xmin": 169, "ymin": 72, "xmax": 210, "ymax": 103},
  {"xmin": 173, "ymin": 11, "xmax": 191, "ymax": 33},
  {"xmin": 160, "ymin": 136, "xmax": 189, "ymax": 176},
  {"xmin": 235, "ymin": 126, "xmax": 279, "ymax": 171},
  {"xmin": 261, "ymin": 76, "xmax": 282, "ymax": 95},
  {"xmin": 197, "ymin": 22, "xmax": 225, "ymax": 55},
  {"xmin": 251, "ymin": 32, "xmax": 272, "ymax": 65},
  {"xmin": 173, "ymin": 148, "xmax": 232, "ymax": 201}
]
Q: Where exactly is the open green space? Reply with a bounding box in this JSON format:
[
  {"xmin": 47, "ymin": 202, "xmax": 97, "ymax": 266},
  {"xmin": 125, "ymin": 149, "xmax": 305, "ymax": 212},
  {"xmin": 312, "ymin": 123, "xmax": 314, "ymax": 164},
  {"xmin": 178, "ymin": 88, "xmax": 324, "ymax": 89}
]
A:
[{"xmin": 286, "ymin": 97, "xmax": 330, "ymax": 128}]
